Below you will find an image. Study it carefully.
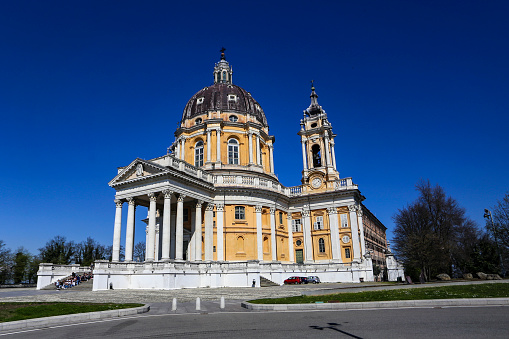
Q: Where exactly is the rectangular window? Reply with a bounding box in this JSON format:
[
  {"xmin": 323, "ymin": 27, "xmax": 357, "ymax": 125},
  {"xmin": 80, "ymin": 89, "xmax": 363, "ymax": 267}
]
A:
[
  {"xmin": 235, "ymin": 206, "xmax": 245, "ymax": 220},
  {"xmin": 292, "ymin": 219, "xmax": 302, "ymax": 232},
  {"xmin": 340, "ymin": 214, "xmax": 348, "ymax": 228},
  {"xmin": 314, "ymin": 216, "xmax": 323, "ymax": 230},
  {"xmin": 183, "ymin": 209, "xmax": 189, "ymax": 222},
  {"xmin": 345, "ymin": 247, "xmax": 351, "ymax": 259},
  {"xmin": 279, "ymin": 212, "xmax": 283, "ymax": 224}
]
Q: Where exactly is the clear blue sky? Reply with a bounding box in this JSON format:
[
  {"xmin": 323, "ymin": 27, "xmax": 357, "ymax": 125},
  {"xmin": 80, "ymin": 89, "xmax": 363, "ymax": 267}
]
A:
[{"xmin": 1, "ymin": 1, "xmax": 508, "ymax": 255}]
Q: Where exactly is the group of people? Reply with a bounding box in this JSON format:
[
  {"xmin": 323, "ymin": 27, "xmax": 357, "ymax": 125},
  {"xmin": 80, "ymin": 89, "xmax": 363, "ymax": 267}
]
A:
[{"xmin": 54, "ymin": 272, "xmax": 93, "ymax": 290}]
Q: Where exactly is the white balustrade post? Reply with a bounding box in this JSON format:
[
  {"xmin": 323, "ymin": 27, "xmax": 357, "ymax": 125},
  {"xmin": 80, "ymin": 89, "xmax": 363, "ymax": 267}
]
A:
[
  {"xmin": 161, "ymin": 190, "xmax": 173, "ymax": 261},
  {"xmin": 176, "ymin": 194, "xmax": 186, "ymax": 260},
  {"xmin": 256, "ymin": 205, "xmax": 263, "ymax": 261},
  {"xmin": 146, "ymin": 193, "xmax": 158, "ymax": 262},
  {"xmin": 270, "ymin": 208, "xmax": 277, "ymax": 261},
  {"xmin": 125, "ymin": 197, "xmax": 136, "ymax": 262},
  {"xmin": 112, "ymin": 200, "xmax": 123, "ymax": 262}
]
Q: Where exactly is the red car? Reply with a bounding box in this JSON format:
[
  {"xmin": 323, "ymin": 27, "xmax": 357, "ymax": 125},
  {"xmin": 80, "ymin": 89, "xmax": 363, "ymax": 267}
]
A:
[{"xmin": 284, "ymin": 276, "xmax": 301, "ymax": 284}]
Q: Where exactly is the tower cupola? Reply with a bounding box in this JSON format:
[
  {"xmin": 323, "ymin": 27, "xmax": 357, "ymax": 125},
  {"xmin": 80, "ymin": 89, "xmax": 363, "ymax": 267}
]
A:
[{"xmin": 213, "ymin": 47, "xmax": 233, "ymax": 84}]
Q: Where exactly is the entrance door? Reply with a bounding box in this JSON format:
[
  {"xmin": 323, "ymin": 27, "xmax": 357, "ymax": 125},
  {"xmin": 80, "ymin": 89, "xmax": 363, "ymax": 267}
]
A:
[{"xmin": 295, "ymin": 249, "xmax": 304, "ymax": 264}]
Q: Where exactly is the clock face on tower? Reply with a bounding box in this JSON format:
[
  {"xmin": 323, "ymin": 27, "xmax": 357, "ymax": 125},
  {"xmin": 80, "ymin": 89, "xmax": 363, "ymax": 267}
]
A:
[{"xmin": 311, "ymin": 177, "xmax": 322, "ymax": 189}]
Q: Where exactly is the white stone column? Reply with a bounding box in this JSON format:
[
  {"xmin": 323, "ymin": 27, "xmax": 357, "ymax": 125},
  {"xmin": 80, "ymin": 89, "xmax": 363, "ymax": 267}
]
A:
[
  {"xmin": 320, "ymin": 138, "xmax": 326, "ymax": 167},
  {"xmin": 170, "ymin": 211, "xmax": 176, "ymax": 259},
  {"xmin": 206, "ymin": 130, "xmax": 212, "ymax": 163},
  {"xmin": 301, "ymin": 137, "xmax": 308, "ymax": 170},
  {"xmin": 112, "ymin": 200, "xmax": 123, "ymax": 262},
  {"xmin": 270, "ymin": 208, "xmax": 277, "ymax": 261},
  {"xmin": 175, "ymin": 194, "xmax": 186, "ymax": 260},
  {"xmin": 125, "ymin": 197, "xmax": 136, "ymax": 262},
  {"xmin": 287, "ymin": 214, "xmax": 294, "ymax": 262},
  {"xmin": 255, "ymin": 205, "xmax": 263, "ymax": 261},
  {"xmin": 175, "ymin": 141, "xmax": 180, "ymax": 160},
  {"xmin": 248, "ymin": 132, "xmax": 253, "ymax": 164},
  {"xmin": 180, "ymin": 138, "xmax": 186, "ymax": 161},
  {"xmin": 189, "ymin": 209, "xmax": 195, "ymax": 261},
  {"xmin": 268, "ymin": 145, "xmax": 274, "ymax": 173},
  {"xmin": 194, "ymin": 201, "xmax": 203, "ymax": 261},
  {"xmin": 349, "ymin": 204, "xmax": 362, "ymax": 261},
  {"xmin": 204, "ymin": 203, "xmax": 214, "ymax": 261},
  {"xmin": 358, "ymin": 208, "xmax": 366, "ymax": 256},
  {"xmin": 324, "ymin": 135, "xmax": 331, "ymax": 167},
  {"xmin": 161, "ymin": 190, "xmax": 173, "ymax": 261},
  {"xmin": 331, "ymin": 139, "xmax": 337, "ymax": 170},
  {"xmin": 327, "ymin": 207, "xmax": 342, "ymax": 262},
  {"xmin": 302, "ymin": 209, "xmax": 313, "ymax": 262},
  {"xmin": 216, "ymin": 128, "xmax": 221, "ymax": 163},
  {"xmin": 146, "ymin": 193, "xmax": 158, "ymax": 262},
  {"xmin": 256, "ymin": 134, "xmax": 261, "ymax": 165},
  {"xmin": 216, "ymin": 204, "xmax": 224, "ymax": 261}
]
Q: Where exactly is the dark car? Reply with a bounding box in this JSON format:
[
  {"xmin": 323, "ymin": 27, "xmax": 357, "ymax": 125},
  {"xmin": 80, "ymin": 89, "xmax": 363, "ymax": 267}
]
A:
[
  {"xmin": 299, "ymin": 277, "xmax": 308, "ymax": 284},
  {"xmin": 284, "ymin": 276, "xmax": 301, "ymax": 284}
]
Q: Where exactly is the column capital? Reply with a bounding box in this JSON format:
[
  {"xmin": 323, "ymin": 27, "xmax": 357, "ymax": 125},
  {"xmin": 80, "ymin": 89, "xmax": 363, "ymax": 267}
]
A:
[
  {"xmin": 269, "ymin": 207, "xmax": 276, "ymax": 215},
  {"xmin": 162, "ymin": 190, "xmax": 173, "ymax": 199},
  {"xmin": 206, "ymin": 203, "xmax": 215, "ymax": 211},
  {"xmin": 148, "ymin": 192, "xmax": 158, "ymax": 202},
  {"xmin": 327, "ymin": 207, "xmax": 338, "ymax": 215},
  {"xmin": 287, "ymin": 213, "xmax": 293, "ymax": 220},
  {"xmin": 348, "ymin": 204, "xmax": 359, "ymax": 212},
  {"xmin": 177, "ymin": 194, "xmax": 186, "ymax": 202},
  {"xmin": 127, "ymin": 197, "xmax": 136, "ymax": 206},
  {"xmin": 216, "ymin": 203, "xmax": 224, "ymax": 212},
  {"xmin": 196, "ymin": 200, "xmax": 203, "ymax": 208},
  {"xmin": 357, "ymin": 208, "xmax": 364, "ymax": 217},
  {"xmin": 115, "ymin": 199, "xmax": 123, "ymax": 208},
  {"xmin": 255, "ymin": 205, "xmax": 263, "ymax": 213},
  {"xmin": 301, "ymin": 209, "xmax": 310, "ymax": 217}
]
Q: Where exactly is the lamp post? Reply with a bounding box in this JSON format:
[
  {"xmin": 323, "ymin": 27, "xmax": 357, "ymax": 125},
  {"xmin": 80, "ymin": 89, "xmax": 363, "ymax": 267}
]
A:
[{"xmin": 484, "ymin": 209, "xmax": 506, "ymax": 277}]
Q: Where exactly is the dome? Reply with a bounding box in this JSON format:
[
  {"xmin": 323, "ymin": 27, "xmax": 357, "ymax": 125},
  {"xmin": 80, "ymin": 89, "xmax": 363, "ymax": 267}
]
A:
[{"xmin": 181, "ymin": 83, "xmax": 268, "ymax": 127}]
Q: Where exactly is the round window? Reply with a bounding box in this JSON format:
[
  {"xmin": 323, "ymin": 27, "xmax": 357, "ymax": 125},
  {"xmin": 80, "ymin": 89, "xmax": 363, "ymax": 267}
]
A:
[
  {"xmin": 296, "ymin": 240, "xmax": 302, "ymax": 246},
  {"xmin": 195, "ymin": 118, "xmax": 202, "ymax": 124},
  {"xmin": 229, "ymin": 115, "xmax": 238, "ymax": 122},
  {"xmin": 311, "ymin": 123, "xmax": 317, "ymax": 128}
]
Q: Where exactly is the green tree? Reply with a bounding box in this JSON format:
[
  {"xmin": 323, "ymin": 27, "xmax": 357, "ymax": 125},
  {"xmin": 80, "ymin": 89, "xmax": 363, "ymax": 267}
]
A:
[
  {"xmin": 392, "ymin": 180, "xmax": 478, "ymax": 281},
  {"xmin": 39, "ymin": 236, "xmax": 75, "ymax": 264},
  {"xmin": 0, "ymin": 241, "xmax": 13, "ymax": 284},
  {"xmin": 12, "ymin": 248, "xmax": 30, "ymax": 284}
]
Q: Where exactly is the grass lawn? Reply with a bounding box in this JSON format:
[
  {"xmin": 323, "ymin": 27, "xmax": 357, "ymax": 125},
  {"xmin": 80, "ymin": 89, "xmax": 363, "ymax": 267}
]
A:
[
  {"xmin": 249, "ymin": 283, "xmax": 509, "ymax": 304},
  {"xmin": 0, "ymin": 302, "xmax": 144, "ymax": 322}
]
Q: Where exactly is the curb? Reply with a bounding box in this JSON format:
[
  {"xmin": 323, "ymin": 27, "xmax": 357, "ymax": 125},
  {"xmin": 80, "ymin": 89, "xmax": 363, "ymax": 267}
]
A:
[
  {"xmin": 0, "ymin": 305, "xmax": 150, "ymax": 332},
  {"xmin": 241, "ymin": 298, "xmax": 509, "ymax": 311}
]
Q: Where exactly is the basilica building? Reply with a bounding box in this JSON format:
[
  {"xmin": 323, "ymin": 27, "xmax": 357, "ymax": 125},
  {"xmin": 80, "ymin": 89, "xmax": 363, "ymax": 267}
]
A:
[{"xmin": 91, "ymin": 51, "xmax": 402, "ymax": 290}]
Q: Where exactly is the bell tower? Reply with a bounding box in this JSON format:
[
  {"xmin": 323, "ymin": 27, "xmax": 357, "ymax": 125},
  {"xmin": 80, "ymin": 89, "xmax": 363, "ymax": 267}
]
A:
[{"xmin": 298, "ymin": 82, "xmax": 339, "ymax": 189}]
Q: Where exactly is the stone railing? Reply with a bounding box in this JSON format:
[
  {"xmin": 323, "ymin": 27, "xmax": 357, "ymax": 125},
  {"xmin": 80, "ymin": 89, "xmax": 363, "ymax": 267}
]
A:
[{"xmin": 163, "ymin": 155, "xmax": 357, "ymax": 197}]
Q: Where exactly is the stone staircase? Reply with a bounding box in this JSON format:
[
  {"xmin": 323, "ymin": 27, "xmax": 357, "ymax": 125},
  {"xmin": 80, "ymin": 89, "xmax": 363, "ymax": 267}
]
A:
[
  {"xmin": 260, "ymin": 276, "xmax": 279, "ymax": 287},
  {"xmin": 41, "ymin": 277, "xmax": 94, "ymax": 291}
]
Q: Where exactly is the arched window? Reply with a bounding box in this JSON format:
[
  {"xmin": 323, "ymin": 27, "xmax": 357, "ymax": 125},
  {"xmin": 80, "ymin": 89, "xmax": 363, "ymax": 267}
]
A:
[
  {"xmin": 228, "ymin": 138, "xmax": 239, "ymax": 164},
  {"xmin": 195, "ymin": 141, "xmax": 204, "ymax": 167},
  {"xmin": 318, "ymin": 238, "xmax": 325, "ymax": 253},
  {"xmin": 222, "ymin": 71, "xmax": 226, "ymax": 81},
  {"xmin": 312, "ymin": 144, "xmax": 322, "ymax": 167}
]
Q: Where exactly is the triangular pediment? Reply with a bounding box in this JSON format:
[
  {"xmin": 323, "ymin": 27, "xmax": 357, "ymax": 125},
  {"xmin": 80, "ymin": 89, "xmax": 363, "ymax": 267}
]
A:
[{"xmin": 109, "ymin": 158, "xmax": 169, "ymax": 186}]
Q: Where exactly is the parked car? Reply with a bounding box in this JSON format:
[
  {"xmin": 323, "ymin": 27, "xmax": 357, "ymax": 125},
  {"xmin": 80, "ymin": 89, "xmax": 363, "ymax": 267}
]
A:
[
  {"xmin": 299, "ymin": 277, "xmax": 309, "ymax": 284},
  {"xmin": 284, "ymin": 276, "xmax": 301, "ymax": 284},
  {"xmin": 307, "ymin": 276, "xmax": 321, "ymax": 284}
]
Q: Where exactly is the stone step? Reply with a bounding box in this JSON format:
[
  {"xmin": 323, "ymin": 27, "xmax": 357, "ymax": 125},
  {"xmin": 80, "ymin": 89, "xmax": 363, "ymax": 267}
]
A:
[{"xmin": 260, "ymin": 276, "xmax": 279, "ymax": 287}]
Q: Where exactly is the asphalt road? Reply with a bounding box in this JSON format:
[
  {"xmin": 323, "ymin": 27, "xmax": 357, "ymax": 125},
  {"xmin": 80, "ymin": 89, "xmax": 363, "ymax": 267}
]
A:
[{"xmin": 3, "ymin": 306, "xmax": 509, "ymax": 338}]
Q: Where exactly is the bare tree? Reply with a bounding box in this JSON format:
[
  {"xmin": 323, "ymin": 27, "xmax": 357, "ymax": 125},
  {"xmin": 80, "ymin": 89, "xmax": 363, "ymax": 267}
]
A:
[
  {"xmin": 490, "ymin": 192, "xmax": 509, "ymax": 247},
  {"xmin": 392, "ymin": 180, "xmax": 478, "ymax": 281}
]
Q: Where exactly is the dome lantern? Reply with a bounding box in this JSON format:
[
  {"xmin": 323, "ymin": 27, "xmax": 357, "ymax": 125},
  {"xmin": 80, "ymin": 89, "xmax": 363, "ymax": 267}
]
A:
[{"xmin": 213, "ymin": 47, "xmax": 233, "ymax": 84}]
